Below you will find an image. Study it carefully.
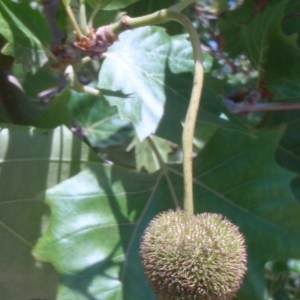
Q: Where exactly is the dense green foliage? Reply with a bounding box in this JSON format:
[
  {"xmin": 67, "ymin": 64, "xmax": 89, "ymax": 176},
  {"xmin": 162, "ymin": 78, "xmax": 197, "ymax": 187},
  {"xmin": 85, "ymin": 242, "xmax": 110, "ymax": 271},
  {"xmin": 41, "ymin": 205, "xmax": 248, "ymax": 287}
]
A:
[{"xmin": 1, "ymin": 0, "xmax": 300, "ymax": 299}]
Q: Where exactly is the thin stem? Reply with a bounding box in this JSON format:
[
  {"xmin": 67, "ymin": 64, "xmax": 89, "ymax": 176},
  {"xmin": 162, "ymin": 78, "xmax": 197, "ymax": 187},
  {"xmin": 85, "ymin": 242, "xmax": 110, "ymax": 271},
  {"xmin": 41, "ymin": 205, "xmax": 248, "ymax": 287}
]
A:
[
  {"xmin": 111, "ymin": 9, "xmax": 169, "ymax": 33},
  {"xmin": 146, "ymin": 136, "xmax": 165, "ymax": 169},
  {"xmin": 79, "ymin": 0, "xmax": 89, "ymax": 35},
  {"xmin": 61, "ymin": 0, "xmax": 85, "ymax": 39},
  {"xmin": 88, "ymin": 3, "xmax": 101, "ymax": 27},
  {"xmin": 169, "ymin": 0, "xmax": 196, "ymax": 12},
  {"xmin": 64, "ymin": 65, "xmax": 100, "ymax": 96},
  {"xmin": 0, "ymin": 220, "xmax": 32, "ymax": 248},
  {"xmin": 147, "ymin": 137, "xmax": 180, "ymax": 208},
  {"xmin": 111, "ymin": 10, "xmax": 204, "ymax": 216},
  {"xmin": 175, "ymin": 13, "xmax": 203, "ymax": 216}
]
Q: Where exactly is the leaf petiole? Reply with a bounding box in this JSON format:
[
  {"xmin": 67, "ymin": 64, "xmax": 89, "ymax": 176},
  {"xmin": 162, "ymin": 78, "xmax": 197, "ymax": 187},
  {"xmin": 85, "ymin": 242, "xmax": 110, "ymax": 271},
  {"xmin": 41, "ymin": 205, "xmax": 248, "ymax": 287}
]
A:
[
  {"xmin": 64, "ymin": 65, "xmax": 100, "ymax": 96},
  {"xmin": 79, "ymin": 0, "xmax": 89, "ymax": 35},
  {"xmin": 61, "ymin": 0, "xmax": 85, "ymax": 39}
]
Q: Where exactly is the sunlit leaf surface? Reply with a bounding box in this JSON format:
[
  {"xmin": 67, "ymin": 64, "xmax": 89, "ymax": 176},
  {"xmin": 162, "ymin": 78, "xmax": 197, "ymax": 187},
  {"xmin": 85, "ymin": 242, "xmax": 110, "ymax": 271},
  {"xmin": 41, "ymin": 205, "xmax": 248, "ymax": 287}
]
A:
[
  {"xmin": 98, "ymin": 26, "xmax": 170, "ymax": 140},
  {"xmin": 33, "ymin": 127, "xmax": 300, "ymax": 300},
  {"xmin": 0, "ymin": 124, "xmax": 97, "ymax": 299}
]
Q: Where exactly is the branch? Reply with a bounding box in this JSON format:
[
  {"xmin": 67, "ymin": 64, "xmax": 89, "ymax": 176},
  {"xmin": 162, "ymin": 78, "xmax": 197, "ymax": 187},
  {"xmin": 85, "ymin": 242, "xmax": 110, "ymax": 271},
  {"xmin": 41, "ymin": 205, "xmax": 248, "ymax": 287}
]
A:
[{"xmin": 223, "ymin": 98, "xmax": 300, "ymax": 114}]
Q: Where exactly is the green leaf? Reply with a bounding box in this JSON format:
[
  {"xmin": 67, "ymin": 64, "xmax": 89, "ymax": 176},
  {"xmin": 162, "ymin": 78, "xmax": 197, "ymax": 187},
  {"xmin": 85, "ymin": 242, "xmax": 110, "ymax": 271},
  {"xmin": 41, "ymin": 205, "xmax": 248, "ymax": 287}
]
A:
[
  {"xmin": 156, "ymin": 70, "xmax": 250, "ymax": 146},
  {"xmin": 263, "ymin": 29, "xmax": 300, "ymax": 98},
  {"xmin": 133, "ymin": 135, "xmax": 173, "ymax": 172},
  {"xmin": 22, "ymin": 66, "xmax": 58, "ymax": 99},
  {"xmin": 69, "ymin": 91, "xmax": 133, "ymax": 148},
  {"xmin": 168, "ymin": 34, "xmax": 194, "ymax": 74},
  {"xmin": 86, "ymin": 0, "xmax": 140, "ymax": 10},
  {"xmin": 32, "ymin": 87, "xmax": 133, "ymax": 147},
  {"xmin": 33, "ymin": 165, "xmax": 159, "ymax": 299},
  {"xmin": 32, "ymin": 88, "xmax": 72, "ymax": 129},
  {"xmin": 0, "ymin": 71, "xmax": 38, "ymax": 124},
  {"xmin": 33, "ymin": 126, "xmax": 300, "ymax": 299},
  {"xmin": 219, "ymin": 0, "xmax": 300, "ymax": 98},
  {"xmin": 0, "ymin": 124, "xmax": 97, "ymax": 299},
  {"xmin": 98, "ymin": 27, "xmax": 241, "ymax": 144},
  {"xmin": 168, "ymin": 34, "xmax": 213, "ymax": 74},
  {"xmin": 276, "ymin": 116, "xmax": 300, "ymax": 175},
  {"xmin": 0, "ymin": 1, "xmax": 50, "ymax": 72},
  {"xmin": 259, "ymin": 110, "xmax": 300, "ymax": 202},
  {"xmin": 127, "ymin": 0, "xmax": 176, "ymax": 18},
  {"xmin": 195, "ymin": 128, "xmax": 300, "ymax": 298},
  {"xmin": 219, "ymin": 0, "xmax": 287, "ymax": 64},
  {"xmin": 98, "ymin": 26, "xmax": 170, "ymax": 140}
]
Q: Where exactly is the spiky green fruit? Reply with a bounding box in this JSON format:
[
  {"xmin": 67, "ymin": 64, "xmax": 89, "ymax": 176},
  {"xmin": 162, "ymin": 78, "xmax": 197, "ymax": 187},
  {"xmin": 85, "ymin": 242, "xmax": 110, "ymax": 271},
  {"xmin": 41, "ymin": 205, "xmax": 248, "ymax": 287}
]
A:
[{"xmin": 140, "ymin": 210, "xmax": 247, "ymax": 300}]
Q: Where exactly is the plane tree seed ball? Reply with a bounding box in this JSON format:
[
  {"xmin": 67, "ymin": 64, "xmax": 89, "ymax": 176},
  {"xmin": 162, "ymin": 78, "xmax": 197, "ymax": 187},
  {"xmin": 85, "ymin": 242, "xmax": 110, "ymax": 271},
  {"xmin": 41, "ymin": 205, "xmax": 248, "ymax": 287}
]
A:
[{"xmin": 140, "ymin": 210, "xmax": 247, "ymax": 300}]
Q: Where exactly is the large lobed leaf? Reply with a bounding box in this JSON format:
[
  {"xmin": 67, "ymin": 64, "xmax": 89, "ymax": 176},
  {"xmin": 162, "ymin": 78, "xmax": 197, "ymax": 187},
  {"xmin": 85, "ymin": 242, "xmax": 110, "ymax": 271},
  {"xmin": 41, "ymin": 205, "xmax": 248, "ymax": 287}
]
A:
[
  {"xmin": 33, "ymin": 126, "xmax": 300, "ymax": 300},
  {"xmin": 98, "ymin": 26, "xmax": 244, "ymax": 143},
  {"xmin": 0, "ymin": 124, "xmax": 97, "ymax": 299},
  {"xmin": 98, "ymin": 26, "xmax": 170, "ymax": 140}
]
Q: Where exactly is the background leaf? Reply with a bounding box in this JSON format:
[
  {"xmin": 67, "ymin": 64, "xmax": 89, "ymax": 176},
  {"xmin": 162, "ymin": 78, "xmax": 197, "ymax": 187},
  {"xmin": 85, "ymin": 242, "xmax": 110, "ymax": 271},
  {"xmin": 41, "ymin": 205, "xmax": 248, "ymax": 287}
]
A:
[
  {"xmin": 33, "ymin": 126, "xmax": 300, "ymax": 300},
  {"xmin": 0, "ymin": 1, "xmax": 50, "ymax": 72},
  {"xmin": 219, "ymin": 0, "xmax": 300, "ymax": 98},
  {"xmin": 86, "ymin": 0, "xmax": 140, "ymax": 10},
  {"xmin": 0, "ymin": 124, "xmax": 97, "ymax": 299},
  {"xmin": 258, "ymin": 109, "xmax": 300, "ymax": 203},
  {"xmin": 69, "ymin": 91, "xmax": 133, "ymax": 148},
  {"xmin": 32, "ymin": 88, "xmax": 72, "ymax": 129}
]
